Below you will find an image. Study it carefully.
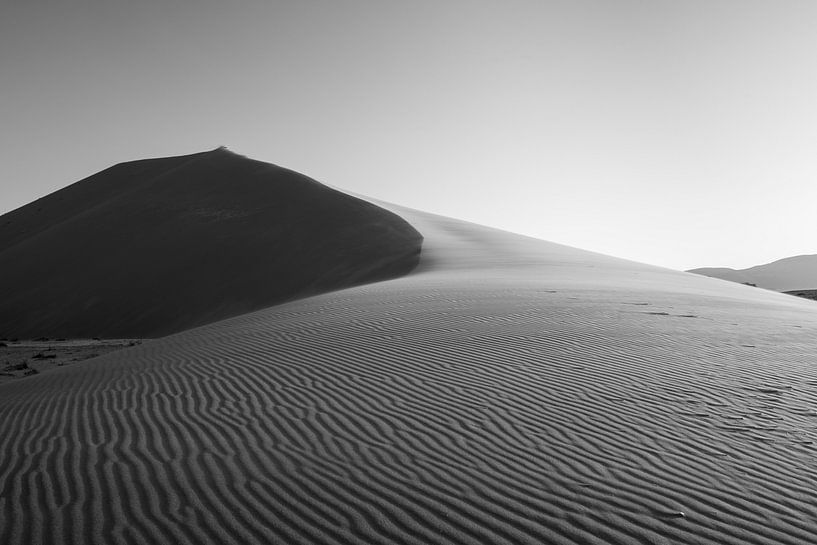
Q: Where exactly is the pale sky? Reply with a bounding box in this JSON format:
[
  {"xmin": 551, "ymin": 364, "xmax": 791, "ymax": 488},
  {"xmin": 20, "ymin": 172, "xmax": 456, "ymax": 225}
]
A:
[{"xmin": 2, "ymin": 0, "xmax": 817, "ymax": 271}]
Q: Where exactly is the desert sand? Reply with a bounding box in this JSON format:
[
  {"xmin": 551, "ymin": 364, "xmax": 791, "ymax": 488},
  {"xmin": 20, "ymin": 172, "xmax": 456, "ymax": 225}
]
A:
[
  {"xmin": 2, "ymin": 160, "xmax": 817, "ymax": 544},
  {"xmin": 689, "ymin": 254, "xmax": 817, "ymax": 292},
  {"xmin": 0, "ymin": 148, "xmax": 420, "ymax": 339}
]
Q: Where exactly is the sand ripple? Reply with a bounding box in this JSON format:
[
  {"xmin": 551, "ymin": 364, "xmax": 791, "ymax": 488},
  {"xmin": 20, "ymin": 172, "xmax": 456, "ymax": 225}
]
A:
[{"xmin": 3, "ymin": 209, "xmax": 817, "ymax": 544}]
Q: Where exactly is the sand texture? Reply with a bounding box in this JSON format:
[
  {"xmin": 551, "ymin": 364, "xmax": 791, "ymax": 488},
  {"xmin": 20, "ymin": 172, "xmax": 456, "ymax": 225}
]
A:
[
  {"xmin": 3, "ymin": 205, "xmax": 817, "ymax": 544},
  {"xmin": 0, "ymin": 148, "xmax": 421, "ymax": 338}
]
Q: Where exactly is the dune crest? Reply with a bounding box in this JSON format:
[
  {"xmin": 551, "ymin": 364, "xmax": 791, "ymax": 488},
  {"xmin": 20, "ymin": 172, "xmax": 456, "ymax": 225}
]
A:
[{"xmin": 0, "ymin": 148, "xmax": 421, "ymax": 338}]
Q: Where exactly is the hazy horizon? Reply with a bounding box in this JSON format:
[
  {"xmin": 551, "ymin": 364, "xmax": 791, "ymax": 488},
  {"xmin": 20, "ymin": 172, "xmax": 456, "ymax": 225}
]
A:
[{"xmin": 3, "ymin": 0, "xmax": 816, "ymax": 271}]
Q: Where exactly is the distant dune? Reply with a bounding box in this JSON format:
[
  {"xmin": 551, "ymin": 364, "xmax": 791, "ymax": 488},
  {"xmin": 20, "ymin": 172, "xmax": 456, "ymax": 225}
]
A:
[
  {"xmin": 688, "ymin": 254, "xmax": 817, "ymax": 291},
  {"xmin": 3, "ymin": 154, "xmax": 817, "ymax": 544},
  {"xmin": 0, "ymin": 148, "xmax": 421, "ymax": 338}
]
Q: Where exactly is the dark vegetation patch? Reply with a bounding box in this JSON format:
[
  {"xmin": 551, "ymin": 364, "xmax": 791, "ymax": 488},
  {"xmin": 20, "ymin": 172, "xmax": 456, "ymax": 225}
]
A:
[
  {"xmin": 0, "ymin": 339, "xmax": 143, "ymax": 382},
  {"xmin": 785, "ymin": 289, "xmax": 817, "ymax": 301}
]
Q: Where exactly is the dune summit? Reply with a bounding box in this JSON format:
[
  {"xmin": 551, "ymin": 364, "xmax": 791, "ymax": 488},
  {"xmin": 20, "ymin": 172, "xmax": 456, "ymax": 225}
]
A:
[
  {"xmin": 2, "ymin": 156, "xmax": 817, "ymax": 544},
  {"xmin": 0, "ymin": 148, "xmax": 421, "ymax": 338}
]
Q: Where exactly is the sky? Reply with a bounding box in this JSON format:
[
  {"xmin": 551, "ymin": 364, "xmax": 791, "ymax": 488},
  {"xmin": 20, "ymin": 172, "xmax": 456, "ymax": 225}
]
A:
[{"xmin": 2, "ymin": 0, "xmax": 817, "ymax": 271}]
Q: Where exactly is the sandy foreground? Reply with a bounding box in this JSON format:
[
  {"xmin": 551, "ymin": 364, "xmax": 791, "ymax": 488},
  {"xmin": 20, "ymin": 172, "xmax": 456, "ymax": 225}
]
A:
[{"xmin": 2, "ymin": 205, "xmax": 817, "ymax": 544}]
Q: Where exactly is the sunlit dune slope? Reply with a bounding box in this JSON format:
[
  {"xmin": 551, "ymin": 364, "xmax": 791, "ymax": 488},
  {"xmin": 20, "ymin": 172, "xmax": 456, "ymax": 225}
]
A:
[
  {"xmin": 3, "ymin": 194, "xmax": 817, "ymax": 545},
  {"xmin": 689, "ymin": 254, "xmax": 817, "ymax": 291},
  {"xmin": 0, "ymin": 148, "xmax": 421, "ymax": 338}
]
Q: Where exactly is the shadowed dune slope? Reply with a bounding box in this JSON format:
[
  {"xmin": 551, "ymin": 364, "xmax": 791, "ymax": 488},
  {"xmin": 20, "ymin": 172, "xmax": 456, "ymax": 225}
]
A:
[
  {"xmin": 689, "ymin": 254, "xmax": 817, "ymax": 291},
  {"xmin": 0, "ymin": 149, "xmax": 421, "ymax": 338},
  {"xmin": 3, "ymin": 204, "xmax": 817, "ymax": 544},
  {"xmin": 685, "ymin": 266, "xmax": 754, "ymax": 286}
]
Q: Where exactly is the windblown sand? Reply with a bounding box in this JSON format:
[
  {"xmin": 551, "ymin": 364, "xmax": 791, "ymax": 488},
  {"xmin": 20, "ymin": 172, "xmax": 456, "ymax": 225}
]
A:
[
  {"xmin": 2, "ymin": 205, "xmax": 817, "ymax": 544},
  {"xmin": 0, "ymin": 148, "xmax": 420, "ymax": 339}
]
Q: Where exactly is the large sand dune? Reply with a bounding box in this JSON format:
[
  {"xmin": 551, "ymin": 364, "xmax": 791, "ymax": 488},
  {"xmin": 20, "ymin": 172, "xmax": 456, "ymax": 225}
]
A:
[
  {"xmin": 3, "ymin": 200, "xmax": 817, "ymax": 544},
  {"xmin": 0, "ymin": 148, "xmax": 421, "ymax": 338}
]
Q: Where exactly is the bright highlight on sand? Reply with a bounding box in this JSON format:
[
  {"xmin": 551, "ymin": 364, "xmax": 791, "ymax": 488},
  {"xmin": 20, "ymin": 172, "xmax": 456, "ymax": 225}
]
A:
[{"xmin": 2, "ymin": 151, "xmax": 817, "ymax": 545}]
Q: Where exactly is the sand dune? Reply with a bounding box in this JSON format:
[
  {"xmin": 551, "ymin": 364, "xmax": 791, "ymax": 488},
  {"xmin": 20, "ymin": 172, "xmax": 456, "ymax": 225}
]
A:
[
  {"xmin": 689, "ymin": 254, "xmax": 817, "ymax": 291},
  {"xmin": 2, "ymin": 196, "xmax": 817, "ymax": 544},
  {"xmin": 0, "ymin": 148, "xmax": 421, "ymax": 338}
]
